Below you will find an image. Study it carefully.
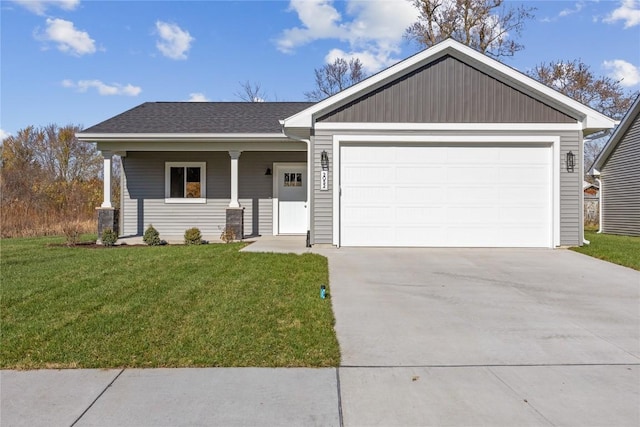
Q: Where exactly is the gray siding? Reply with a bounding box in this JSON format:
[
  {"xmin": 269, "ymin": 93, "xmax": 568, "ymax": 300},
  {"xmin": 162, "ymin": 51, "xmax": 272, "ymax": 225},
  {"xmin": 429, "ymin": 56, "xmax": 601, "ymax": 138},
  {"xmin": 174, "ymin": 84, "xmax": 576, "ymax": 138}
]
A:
[
  {"xmin": 121, "ymin": 151, "xmax": 305, "ymax": 238},
  {"xmin": 311, "ymin": 129, "xmax": 582, "ymax": 247},
  {"xmin": 317, "ymin": 55, "xmax": 575, "ymax": 124},
  {"xmin": 601, "ymin": 112, "xmax": 640, "ymax": 236}
]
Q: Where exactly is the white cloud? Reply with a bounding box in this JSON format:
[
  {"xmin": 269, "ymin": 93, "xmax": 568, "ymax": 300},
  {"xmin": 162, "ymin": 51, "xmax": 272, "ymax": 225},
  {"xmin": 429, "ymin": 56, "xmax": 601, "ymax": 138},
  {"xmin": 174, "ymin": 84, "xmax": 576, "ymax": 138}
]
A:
[
  {"xmin": 559, "ymin": 1, "xmax": 585, "ymax": 17},
  {"xmin": 62, "ymin": 79, "xmax": 142, "ymax": 96},
  {"xmin": 276, "ymin": 0, "xmax": 418, "ymax": 73},
  {"xmin": 603, "ymin": 59, "xmax": 640, "ymax": 87},
  {"xmin": 0, "ymin": 129, "xmax": 11, "ymax": 140},
  {"xmin": 155, "ymin": 21, "xmax": 194, "ymax": 60},
  {"xmin": 604, "ymin": 0, "xmax": 640, "ymax": 28},
  {"xmin": 38, "ymin": 18, "xmax": 96, "ymax": 56},
  {"xmin": 186, "ymin": 92, "xmax": 209, "ymax": 102},
  {"xmin": 12, "ymin": 0, "xmax": 79, "ymax": 16}
]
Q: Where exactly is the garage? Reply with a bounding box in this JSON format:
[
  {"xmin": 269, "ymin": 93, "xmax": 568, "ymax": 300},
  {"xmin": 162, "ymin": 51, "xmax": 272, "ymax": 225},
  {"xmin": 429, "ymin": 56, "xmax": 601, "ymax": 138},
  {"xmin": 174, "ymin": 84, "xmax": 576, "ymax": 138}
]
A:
[{"xmin": 339, "ymin": 144, "xmax": 553, "ymax": 247}]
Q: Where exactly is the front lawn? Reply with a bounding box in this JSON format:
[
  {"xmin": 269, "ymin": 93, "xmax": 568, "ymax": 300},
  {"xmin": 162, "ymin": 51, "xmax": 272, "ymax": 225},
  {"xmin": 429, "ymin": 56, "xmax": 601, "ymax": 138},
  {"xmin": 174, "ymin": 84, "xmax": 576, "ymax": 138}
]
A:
[
  {"xmin": 1, "ymin": 237, "xmax": 340, "ymax": 369},
  {"xmin": 571, "ymin": 231, "xmax": 640, "ymax": 271}
]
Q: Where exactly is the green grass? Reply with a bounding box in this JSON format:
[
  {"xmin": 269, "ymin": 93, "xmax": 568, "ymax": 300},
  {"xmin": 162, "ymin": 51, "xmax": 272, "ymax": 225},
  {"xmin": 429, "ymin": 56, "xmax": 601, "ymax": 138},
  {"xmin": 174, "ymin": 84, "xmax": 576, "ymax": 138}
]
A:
[
  {"xmin": 1, "ymin": 237, "xmax": 340, "ymax": 369},
  {"xmin": 571, "ymin": 231, "xmax": 640, "ymax": 271}
]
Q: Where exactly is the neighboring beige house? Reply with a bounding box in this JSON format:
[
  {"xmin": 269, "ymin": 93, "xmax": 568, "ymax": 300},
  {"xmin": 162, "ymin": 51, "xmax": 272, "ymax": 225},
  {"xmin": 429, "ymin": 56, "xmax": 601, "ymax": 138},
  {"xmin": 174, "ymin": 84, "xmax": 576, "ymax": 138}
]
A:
[
  {"xmin": 78, "ymin": 39, "xmax": 616, "ymax": 248},
  {"xmin": 592, "ymin": 94, "xmax": 640, "ymax": 237}
]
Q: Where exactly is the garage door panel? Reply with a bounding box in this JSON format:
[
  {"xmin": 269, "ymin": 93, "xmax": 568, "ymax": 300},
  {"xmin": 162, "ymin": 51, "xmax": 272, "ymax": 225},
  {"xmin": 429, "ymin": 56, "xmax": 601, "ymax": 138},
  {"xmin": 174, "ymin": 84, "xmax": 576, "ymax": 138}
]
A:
[
  {"xmin": 502, "ymin": 167, "xmax": 549, "ymax": 184},
  {"xmin": 342, "ymin": 166, "xmax": 393, "ymax": 183},
  {"xmin": 500, "ymin": 187, "xmax": 547, "ymax": 203},
  {"xmin": 395, "ymin": 186, "xmax": 441, "ymax": 203},
  {"xmin": 448, "ymin": 206, "xmax": 498, "ymax": 223},
  {"xmin": 447, "ymin": 186, "xmax": 498, "ymax": 204},
  {"xmin": 340, "ymin": 145, "xmax": 552, "ymax": 247},
  {"xmin": 345, "ymin": 186, "xmax": 394, "ymax": 202},
  {"xmin": 447, "ymin": 166, "xmax": 489, "ymax": 182},
  {"xmin": 396, "ymin": 206, "xmax": 446, "ymax": 222},
  {"xmin": 342, "ymin": 206, "xmax": 392, "ymax": 224}
]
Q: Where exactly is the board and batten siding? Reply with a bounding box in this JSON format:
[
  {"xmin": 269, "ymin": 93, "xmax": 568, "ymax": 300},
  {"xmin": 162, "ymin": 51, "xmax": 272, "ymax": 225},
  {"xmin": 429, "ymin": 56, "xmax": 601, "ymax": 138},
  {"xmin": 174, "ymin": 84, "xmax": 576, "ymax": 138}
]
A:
[
  {"xmin": 121, "ymin": 151, "xmax": 305, "ymax": 237},
  {"xmin": 311, "ymin": 129, "xmax": 583, "ymax": 247},
  {"xmin": 317, "ymin": 55, "xmax": 576, "ymax": 124},
  {"xmin": 601, "ymin": 112, "xmax": 640, "ymax": 236}
]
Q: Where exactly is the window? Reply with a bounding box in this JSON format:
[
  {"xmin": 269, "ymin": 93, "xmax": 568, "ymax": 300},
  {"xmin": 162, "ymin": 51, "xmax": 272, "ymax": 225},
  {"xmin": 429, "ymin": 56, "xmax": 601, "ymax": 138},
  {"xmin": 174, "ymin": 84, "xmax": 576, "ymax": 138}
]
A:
[{"xmin": 165, "ymin": 162, "xmax": 206, "ymax": 203}]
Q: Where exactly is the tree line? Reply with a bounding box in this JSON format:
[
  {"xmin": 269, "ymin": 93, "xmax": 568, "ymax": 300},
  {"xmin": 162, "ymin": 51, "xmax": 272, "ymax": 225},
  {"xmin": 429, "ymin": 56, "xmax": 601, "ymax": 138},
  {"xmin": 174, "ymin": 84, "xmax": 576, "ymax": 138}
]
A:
[{"xmin": 0, "ymin": 124, "xmax": 116, "ymax": 238}]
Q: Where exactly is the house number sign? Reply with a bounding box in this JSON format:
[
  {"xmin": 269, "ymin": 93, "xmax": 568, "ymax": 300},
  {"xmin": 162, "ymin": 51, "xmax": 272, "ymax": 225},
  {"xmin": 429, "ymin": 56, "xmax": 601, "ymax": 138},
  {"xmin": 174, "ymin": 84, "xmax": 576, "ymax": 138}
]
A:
[{"xmin": 320, "ymin": 170, "xmax": 328, "ymax": 191}]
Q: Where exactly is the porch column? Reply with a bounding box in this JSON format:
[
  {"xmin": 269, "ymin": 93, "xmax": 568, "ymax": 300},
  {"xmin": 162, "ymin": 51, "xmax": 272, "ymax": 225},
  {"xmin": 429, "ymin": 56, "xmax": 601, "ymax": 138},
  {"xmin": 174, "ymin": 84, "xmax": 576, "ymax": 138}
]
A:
[
  {"xmin": 229, "ymin": 150, "xmax": 241, "ymax": 207},
  {"xmin": 101, "ymin": 151, "xmax": 113, "ymax": 208}
]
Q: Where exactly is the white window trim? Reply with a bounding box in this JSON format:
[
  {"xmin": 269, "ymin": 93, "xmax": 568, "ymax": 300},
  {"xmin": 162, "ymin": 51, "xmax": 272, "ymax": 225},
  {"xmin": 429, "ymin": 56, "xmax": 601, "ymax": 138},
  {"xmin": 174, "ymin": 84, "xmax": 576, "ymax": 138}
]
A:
[
  {"xmin": 165, "ymin": 162, "xmax": 207, "ymax": 204},
  {"xmin": 331, "ymin": 134, "xmax": 560, "ymax": 248}
]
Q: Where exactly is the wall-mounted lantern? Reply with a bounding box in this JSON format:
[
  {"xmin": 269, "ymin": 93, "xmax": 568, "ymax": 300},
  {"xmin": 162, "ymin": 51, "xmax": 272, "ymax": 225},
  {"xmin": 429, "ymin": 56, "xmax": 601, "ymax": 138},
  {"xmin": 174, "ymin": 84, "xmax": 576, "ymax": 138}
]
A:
[
  {"xmin": 320, "ymin": 150, "xmax": 329, "ymax": 191},
  {"xmin": 265, "ymin": 167, "xmax": 272, "ymax": 176},
  {"xmin": 566, "ymin": 151, "xmax": 575, "ymax": 173},
  {"xmin": 321, "ymin": 150, "xmax": 329, "ymax": 171}
]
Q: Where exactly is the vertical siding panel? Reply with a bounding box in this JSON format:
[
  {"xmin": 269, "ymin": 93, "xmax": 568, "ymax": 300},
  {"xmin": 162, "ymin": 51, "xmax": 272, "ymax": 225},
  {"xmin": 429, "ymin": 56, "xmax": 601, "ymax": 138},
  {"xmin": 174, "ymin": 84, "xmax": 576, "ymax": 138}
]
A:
[{"xmin": 317, "ymin": 56, "xmax": 575, "ymax": 124}]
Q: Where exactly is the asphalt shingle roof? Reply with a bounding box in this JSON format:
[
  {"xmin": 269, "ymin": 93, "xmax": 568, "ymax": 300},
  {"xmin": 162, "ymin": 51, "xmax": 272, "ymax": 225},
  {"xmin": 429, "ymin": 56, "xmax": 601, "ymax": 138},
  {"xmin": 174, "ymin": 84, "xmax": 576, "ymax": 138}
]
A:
[{"xmin": 81, "ymin": 102, "xmax": 316, "ymax": 134}]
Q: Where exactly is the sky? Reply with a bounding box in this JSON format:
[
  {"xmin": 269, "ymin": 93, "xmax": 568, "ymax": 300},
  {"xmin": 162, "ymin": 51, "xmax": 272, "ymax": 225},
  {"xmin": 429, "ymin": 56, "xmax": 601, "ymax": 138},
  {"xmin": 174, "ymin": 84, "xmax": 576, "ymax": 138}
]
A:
[{"xmin": 1, "ymin": 0, "xmax": 639, "ymax": 138}]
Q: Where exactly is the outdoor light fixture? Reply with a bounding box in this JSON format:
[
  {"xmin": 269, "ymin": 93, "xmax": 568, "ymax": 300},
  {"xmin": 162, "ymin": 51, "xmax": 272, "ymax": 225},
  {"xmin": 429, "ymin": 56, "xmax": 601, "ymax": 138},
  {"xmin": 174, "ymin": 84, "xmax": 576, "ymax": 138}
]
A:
[
  {"xmin": 321, "ymin": 150, "xmax": 329, "ymax": 171},
  {"xmin": 265, "ymin": 167, "xmax": 272, "ymax": 176},
  {"xmin": 566, "ymin": 151, "xmax": 575, "ymax": 173}
]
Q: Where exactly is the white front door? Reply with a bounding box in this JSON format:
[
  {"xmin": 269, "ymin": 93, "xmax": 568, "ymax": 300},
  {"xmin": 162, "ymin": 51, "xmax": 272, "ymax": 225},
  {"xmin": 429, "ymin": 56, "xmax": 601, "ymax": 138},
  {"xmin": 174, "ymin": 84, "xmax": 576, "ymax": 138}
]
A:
[{"xmin": 275, "ymin": 164, "xmax": 307, "ymax": 234}]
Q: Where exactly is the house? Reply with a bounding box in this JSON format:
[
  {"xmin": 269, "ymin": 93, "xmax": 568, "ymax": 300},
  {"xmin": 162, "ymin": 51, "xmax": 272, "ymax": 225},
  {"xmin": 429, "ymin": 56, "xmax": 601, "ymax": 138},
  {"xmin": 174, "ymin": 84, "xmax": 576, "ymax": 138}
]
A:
[
  {"xmin": 583, "ymin": 181, "xmax": 599, "ymax": 196},
  {"xmin": 78, "ymin": 39, "xmax": 615, "ymax": 248},
  {"xmin": 591, "ymin": 94, "xmax": 640, "ymax": 236}
]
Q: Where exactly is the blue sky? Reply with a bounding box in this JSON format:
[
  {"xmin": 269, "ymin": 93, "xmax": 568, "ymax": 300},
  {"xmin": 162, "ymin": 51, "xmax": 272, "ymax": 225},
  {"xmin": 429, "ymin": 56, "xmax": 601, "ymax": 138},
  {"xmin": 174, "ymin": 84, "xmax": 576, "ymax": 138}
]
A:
[{"xmin": 1, "ymin": 0, "xmax": 639, "ymax": 138}]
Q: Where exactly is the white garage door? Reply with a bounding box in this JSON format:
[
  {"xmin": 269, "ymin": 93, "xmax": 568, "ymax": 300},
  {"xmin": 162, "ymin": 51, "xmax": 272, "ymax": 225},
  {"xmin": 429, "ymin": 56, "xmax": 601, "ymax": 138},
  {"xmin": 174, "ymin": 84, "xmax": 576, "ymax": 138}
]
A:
[{"xmin": 340, "ymin": 145, "xmax": 552, "ymax": 247}]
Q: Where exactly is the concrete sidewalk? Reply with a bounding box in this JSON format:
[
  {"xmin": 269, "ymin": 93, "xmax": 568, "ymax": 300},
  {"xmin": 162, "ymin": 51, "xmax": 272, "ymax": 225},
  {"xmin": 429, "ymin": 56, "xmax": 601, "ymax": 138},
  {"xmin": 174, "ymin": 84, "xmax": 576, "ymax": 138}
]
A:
[
  {"xmin": 2, "ymin": 365, "xmax": 639, "ymax": 426},
  {"xmin": 1, "ymin": 368, "xmax": 340, "ymax": 427}
]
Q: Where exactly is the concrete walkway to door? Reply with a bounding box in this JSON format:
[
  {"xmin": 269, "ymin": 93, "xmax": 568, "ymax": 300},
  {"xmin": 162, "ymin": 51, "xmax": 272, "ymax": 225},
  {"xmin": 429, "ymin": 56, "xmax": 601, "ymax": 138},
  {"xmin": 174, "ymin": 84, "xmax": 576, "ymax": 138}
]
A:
[{"xmin": 317, "ymin": 247, "xmax": 640, "ymax": 426}]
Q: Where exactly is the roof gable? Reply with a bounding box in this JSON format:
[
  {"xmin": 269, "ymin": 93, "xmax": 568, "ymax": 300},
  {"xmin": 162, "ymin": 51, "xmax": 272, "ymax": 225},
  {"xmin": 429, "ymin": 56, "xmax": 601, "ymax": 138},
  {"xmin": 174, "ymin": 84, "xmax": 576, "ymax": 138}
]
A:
[
  {"xmin": 593, "ymin": 94, "xmax": 640, "ymax": 172},
  {"xmin": 284, "ymin": 39, "xmax": 615, "ymax": 134},
  {"xmin": 317, "ymin": 54, "xmax": 574, "ymax": 124}
]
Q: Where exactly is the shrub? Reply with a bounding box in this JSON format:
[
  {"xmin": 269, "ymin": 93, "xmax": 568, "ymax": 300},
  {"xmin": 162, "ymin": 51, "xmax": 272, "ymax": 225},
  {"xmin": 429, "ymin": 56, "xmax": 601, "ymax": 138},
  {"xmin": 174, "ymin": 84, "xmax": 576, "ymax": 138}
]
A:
[
  {"xmin": 61, "ymin": 221, "xmax": 81, "ymax": 246},
  {"xmin": 101, "ymin": 228, "xmax": 118, "ymax": 247},
  {"xmin": 143, "ymin": 224, "xmax": 161, "ymax": 246},
  {"xmin": 184, "ymin": 227, "xmax": 202, "ymax": 245},
  {"xmin": 220, "ymin": 226, "xmax": 236, "ymax": 243}
]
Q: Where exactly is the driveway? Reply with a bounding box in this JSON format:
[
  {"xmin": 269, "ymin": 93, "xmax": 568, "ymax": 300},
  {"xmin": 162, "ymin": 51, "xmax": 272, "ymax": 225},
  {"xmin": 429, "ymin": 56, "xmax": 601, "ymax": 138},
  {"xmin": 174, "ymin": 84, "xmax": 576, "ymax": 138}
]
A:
[{"xmin": 320, "ymin": 248, "xmax": 640, "ymax": 426}]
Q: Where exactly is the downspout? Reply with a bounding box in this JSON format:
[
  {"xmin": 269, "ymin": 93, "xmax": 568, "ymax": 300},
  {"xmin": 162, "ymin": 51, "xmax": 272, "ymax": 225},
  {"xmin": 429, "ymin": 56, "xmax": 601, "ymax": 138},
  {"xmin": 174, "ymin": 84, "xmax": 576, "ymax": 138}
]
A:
[{"xmin": 596, "ymin": 177, "xmax": 602, "ymax": 234}]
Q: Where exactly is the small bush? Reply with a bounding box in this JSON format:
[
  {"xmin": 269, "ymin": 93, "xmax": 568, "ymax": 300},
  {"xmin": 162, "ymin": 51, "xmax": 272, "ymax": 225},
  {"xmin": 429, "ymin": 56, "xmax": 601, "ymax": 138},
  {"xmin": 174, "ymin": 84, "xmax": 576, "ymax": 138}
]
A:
[
  {"xmin": 101, "ymin": 228, "xmax": 118, "ymax": 247},
  {"xmin": 143, "ymin": 224, "xmax": 161, "ymax": 246},
  {"xmin": 184, "ymin": 227, "xmax": 202, "ymax": 245},
  {"xmin": 220, "ymin": 226, "xmax": 236, "ymax": 243},
  {"xmin": 62, "ymin": 221, "xmax": 81, "ymax": 246}
]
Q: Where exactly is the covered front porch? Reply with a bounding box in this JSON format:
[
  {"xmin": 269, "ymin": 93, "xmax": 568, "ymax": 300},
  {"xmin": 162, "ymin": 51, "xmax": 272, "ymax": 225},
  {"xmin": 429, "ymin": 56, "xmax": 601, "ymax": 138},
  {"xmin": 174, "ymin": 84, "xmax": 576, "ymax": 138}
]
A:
[{"xmin": 94, "ymin": 139, "xmax": 309, "ymax": 242}]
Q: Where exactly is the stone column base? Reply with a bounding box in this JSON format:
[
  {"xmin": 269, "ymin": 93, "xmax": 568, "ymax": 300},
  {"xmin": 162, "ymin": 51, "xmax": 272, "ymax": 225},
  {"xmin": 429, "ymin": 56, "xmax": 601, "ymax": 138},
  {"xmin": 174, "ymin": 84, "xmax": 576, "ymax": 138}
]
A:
[
  {"xmin": 97, "ymin": 208, "xmax": 119, "ymax": 243},
  {"xmin": 225, "ymin": 208, "xmax": 244, "ymax": 241}
]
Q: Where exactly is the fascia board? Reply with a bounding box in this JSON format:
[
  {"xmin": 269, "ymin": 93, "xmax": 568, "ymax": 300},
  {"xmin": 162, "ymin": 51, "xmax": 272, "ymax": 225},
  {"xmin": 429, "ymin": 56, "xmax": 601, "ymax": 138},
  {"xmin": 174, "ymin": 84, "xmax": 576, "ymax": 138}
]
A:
[{"xmin": 76, "ymin": 132, "xmax": 289, "ymax": 142}]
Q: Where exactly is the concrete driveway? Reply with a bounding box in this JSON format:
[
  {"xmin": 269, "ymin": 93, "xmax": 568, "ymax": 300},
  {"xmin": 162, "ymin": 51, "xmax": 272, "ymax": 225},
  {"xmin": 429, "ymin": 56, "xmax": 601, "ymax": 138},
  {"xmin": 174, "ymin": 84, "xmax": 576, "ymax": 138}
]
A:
[{"xmin": 320, "ymin": 248, "xmax": 640, "ymax": 426}]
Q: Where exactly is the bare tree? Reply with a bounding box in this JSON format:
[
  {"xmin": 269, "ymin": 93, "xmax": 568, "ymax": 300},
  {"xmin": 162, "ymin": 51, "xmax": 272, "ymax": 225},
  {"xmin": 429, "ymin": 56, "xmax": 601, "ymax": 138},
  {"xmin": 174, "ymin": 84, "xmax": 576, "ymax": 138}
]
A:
[
  {"xmin": 527, "ymin": 59, "xmax": 638, "ymax": 174},
  {"xmin": 405, "ymin": 0, "xmax": 535, "ymax": 58},
  {"xmin": 305, "ymin": 57, "xmax": 367, "ymax": 101},
  {"xmin": 235, "ymin": 80, "xmax": 267, "ymax": 102}
]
